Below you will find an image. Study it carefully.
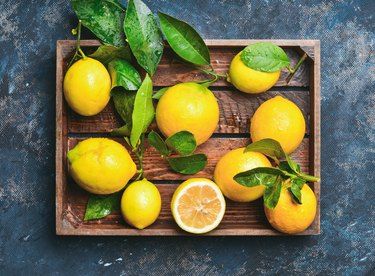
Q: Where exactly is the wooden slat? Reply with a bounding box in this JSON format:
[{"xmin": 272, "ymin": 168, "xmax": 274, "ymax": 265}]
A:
[
  {"xmin": 67, "ymin": 137, "xmax": 310, "ymax": 180},
  {"xmin": 67, "ymin": 89, "xmax": 310, "ymax": 134}
]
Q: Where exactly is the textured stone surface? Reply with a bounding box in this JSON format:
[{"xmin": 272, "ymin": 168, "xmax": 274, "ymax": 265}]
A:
[{"xmin": 0, "ymin": 0, "xmax": 374, "ymax": 274}]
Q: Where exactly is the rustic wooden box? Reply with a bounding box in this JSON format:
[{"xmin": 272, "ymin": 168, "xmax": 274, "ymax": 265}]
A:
[{"xmin": 56, "ymin": 39, "xmax": 320, "ymax": 236}]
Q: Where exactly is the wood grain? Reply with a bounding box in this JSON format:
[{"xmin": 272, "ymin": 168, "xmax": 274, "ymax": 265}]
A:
[{"xmin": 56, "ymin": 39, "xmax": 320, "ymax": 236}]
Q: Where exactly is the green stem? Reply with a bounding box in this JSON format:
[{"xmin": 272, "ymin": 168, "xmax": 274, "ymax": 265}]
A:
[
  {"xmin": 173, "ymin": 58, "xmax": 226, "ymax": 79},
  {"xmin": 285, "ymin": 53, "xmax": 307, "ymax": 84},
  {"xmin": 134, "ymin": 148, "xmax": 144, "ymax": 180},
  {"xmin": 298, "ymin": 173, "xmax": 320, "ymax": 183},
  {"xmin": 67, "ymin": 20, "xmax": 86, "ymax": 68}
]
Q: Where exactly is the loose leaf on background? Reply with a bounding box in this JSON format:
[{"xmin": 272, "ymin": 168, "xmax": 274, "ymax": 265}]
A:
[
  {"xmin": 90, "ymin": 45, "xmax": 131, "ymax": 65},
  {"xmin": 130, "ymin": 74, "xmax": 154, "ymax": 148},
  {"xmin": 148, "ymin": 131, "xmax": 171, "ymax": 156},
  {"xmin": 111, "ymin": 124, "xmax": 131, "ymax": 137},
  {"xmin": 244, "ymin": 138, "xmax": 286, "ymax": 160},
  {"xmin": 167, "ymin": 154, "xmax": 207, "ymax": 174},
  {"xmin": 108, "ymin": 58, "xmax": 141, "ymax": 91},
  {"xmin": 124, "ymin": 0, "xmax": 164, "ymax": 76},
  {"xmin": 240, "ymin": 42, "xmax": 290, "ymax": 73},
  {"xmin": 112, "ymin": 89, "xmax": 137, "ymax": 126},
  {"xmin": 234, "ymin": 167, "xmax": 286, "ymax": 187},
  {"xmin": 158, "ymin": 12, "xmax": 210, "ymax": 65},
  {"xmin": 70, "ymin": 0, "xmax": 126, "ymax": 47},
  {"xmin": 263, "ymin": 177, "xmax": 283, "ymax": 209},
  {"xmin": 152, "ymin": 87, "xmax": 169, "ymax": 100},
  {"xmin": 84, "ymin": 192, "xmax": 122, "ymax": 220},
  {"xmin": 165, "ymin": 131, "xmax": 197, "ymax": 156}
]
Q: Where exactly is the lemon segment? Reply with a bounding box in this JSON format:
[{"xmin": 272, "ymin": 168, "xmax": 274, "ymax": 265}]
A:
[{"xmin": 171, "ymin": 178, "xmax": 226, "ymax": 234}]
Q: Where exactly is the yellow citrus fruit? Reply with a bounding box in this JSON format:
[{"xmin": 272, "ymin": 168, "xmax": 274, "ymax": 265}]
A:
[
  {"xmin": 67, "ymin": 138, "xmax": 136, "ymax": 194},
  {"xmin": 227, "ymin": 52, "xmax": 280, "ymax": 94},
  {"xmin": 250, "ymin": 96, "xmax": 306, "ymax": 154},
  {"xmin": 63, "ymin": 57, "xmax": 111, "ymax": 116},
  {"xmin": 171, "ymin": 178, "xmax": 226, "ymax": 234},
  {"xmin": 121, "ymin": 179, "xmax": 161, "ymax": 229},
  {"xmin": 155, "ymin": 82, "xmax": 219, "ymax": 145},
  {"xmin": 264, "ymin": 183, "xmax": 317, "ymax": 234},
  {"xmin": 214, "ymin": 148, "xmax": 272, "ymax": 202}
]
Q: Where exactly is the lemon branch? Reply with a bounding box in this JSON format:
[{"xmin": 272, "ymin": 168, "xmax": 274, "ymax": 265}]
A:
[
  {"xmin": 68, "ymin": 20, "xmax": 87, "ymax": 68},
  {"xmin": 285, "ymin": 53, "xmax": 307, "ymax": 84}
]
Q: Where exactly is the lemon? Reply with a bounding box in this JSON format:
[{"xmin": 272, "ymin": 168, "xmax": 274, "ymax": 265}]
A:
[
  {"xmin": 227, "ymin": 52, "xmax": 280, "ymax": 94},
  {"xmin": 121, "ymin": 179, "xmax": 161, "ymax": 229},
  {"xmin": 67, "ymin": 138, "xmax": 136, "ymax": 194},
  {"xmin": 214, "ymin": 148, "xmax": 272, "ymax": 202},
  {"xmin": 155, "ymin": 82, "xmax": 219, "ymax": 145},
  {"xmin": 171, "ymin": 178, "xmax": 225, "ymax": 234},
  {"xmin": 63, "ymin": 57, "xmax": 111, "ymax": 116},
  {"xmin": 264, "ymin": 183, "xmax": 317, "ymax": 234},
  {"xmin": 250, "ymin": 95, "xmax": 306, "ymax": 154}
]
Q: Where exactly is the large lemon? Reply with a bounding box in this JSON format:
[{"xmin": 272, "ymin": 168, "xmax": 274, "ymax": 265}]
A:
[
  {"xmin": 264, "ymin": 183, "xmax": 317, "ymax": 234},
  {"xmin": 67, "ymin": 138, "xmax": 136, "ymax": 194},
  {"xmin": 213, "ymin": 148, "xmax": 272, "ymax": 202},
  {"xmin": 227, "ymin": 52, "xmax": 280, "ymax": 94},
  {"xmin": 155, "ymin": 82, "xmax": 219, "ymax": 145},
  {"xmin": 121, "ymin": 179, "xmax": 161, "ymax": 229},
  {"xmin": 63, "ymin": 57, "xmax": 111, "ymax": 116},
  {"xmin": 250, "ymin": 95, "xmax": 306, "ymax": 154}
]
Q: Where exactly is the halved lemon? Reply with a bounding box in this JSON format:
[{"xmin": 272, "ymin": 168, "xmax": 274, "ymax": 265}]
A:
[{"xmin": 171, "ymin": 178, "xmax": 226, "ymax": 234}]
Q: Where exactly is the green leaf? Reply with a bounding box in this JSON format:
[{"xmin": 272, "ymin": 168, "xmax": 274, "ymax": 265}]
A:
[
  {"xmin": 148, "ymin": 131, "xmax": 171, "ymax": 156},
  {"xmin": 234, "ymin": 167, "xmax": 286, "ymax": 187},
  {"xmin": 165, "ymin": 131, "xmax": 197, "ymax": 156},
  {"xmin": 167, "ymin": 154, "xmax": 207, "ymax": 174},
  {"xmin": 291, "ymin": 177, "xmax": 305, "ymax": 189},
  {"xmin": 240, "ymin": 42, "xmax": 290, "ymax": 73},
  {"xmin": 285, "ymin": 155, "xmax": 301, "ymax": 173},
  {"xmin": 111, "ymin": 124, "xmax": 131, "ymax": 137},
  {"xmin": 245, "ymin": 138, "xmax": 286, "ymax": 160},
  {"xmin": 152, "ymin": 87, "xmax": 169, "ymax": 100},
  {"xmin": 124, "ymin": 0, "xmax": 164, "ymax": 76},
  {"xmin": 108, "ymin": 58, "xmax": 141, "ymax": 91},
  {"xmin": 288, "ymin": 182, "xmax": 302, "ymax": 204},
  {"xmin": 130, "ymin": 74, "xmax": 154, "ymax": 148},
  {"xmin": 70, "ymin": 0, "xmax": 126, "ymax": 47},
  {"xmin": 112, "ymin": 89, "xmax": 136, "ymax": 126},
  {"xmin": 90, "ymin": 45, "xmax": 131, "ymax": 65},
  {"xmin": 158, "ymin": 12, "xmax": 210, "ymax": 65},
  {"xmin": 84, "ymin": 192, "xmax": 121, "ymax": 220},
  {"xmin": 263, "ymin": 177, "xmax": 283, "ymax": 209}
]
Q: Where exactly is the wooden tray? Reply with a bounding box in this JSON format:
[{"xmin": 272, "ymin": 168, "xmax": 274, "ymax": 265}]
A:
[{"xmin": 56, "ymin": 39, "xmax": 320, "ymax": 236}]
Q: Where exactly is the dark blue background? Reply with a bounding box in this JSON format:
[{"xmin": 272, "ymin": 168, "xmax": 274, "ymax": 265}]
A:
[{"xmin": 0, "ymin": 0, "xmax": 374, "ymax": 274}]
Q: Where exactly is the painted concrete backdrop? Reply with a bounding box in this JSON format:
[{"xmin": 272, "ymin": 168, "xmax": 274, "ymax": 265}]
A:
[{"xmin": 0, "ymin": 0, "xmax": 374, "ymax": 275}]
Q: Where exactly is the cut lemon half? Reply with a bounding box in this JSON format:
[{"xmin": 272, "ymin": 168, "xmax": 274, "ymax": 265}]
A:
[{"xmin": 171, "ymin": 178, "xmax": 226, "ymax": 234}]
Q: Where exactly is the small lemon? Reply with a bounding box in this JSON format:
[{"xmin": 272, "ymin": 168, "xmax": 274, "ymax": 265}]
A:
[
  {"xmin": 264, "ymin": 183, "xmax": 317, "ymax": 234},
  {"xmin": 67, "ymin": 138, "xmax": 136, "ymax": 194},
  {"xmin": 227, "ymin": 52, "xmax": 280, "ymax": 94},
  {"xmin": 155, "ymin": 82, "xmax": 219, "ymax": 145},
  {"xmin": 250, "ymin": 95, "xmax": 306, "ymax": 154},
  {"xmin": 214, "ymin": 148, "xmax": 272, "ymax": 202},
  {"xmin": 64, "ymin": 57, "xmax": 111, "ymax": 116},
  {"xmin": 121, "ymin": 179, "xmax": 161, "ymax": 229}
]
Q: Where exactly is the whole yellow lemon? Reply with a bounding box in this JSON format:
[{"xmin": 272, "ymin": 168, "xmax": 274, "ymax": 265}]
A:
[
  {"xmin": 121, "ymin": 179, "xmax": 161, "ymax": 229},
  {"xmin": 264, "ymin": 183, "xmax": 317, "ymax": 234},
  {"xmin": 63, "ymin": 57, "xmax": 111, "ymax": 116},
  {"xmin": 227, "ymin": 52, "xmax": 280, "ymax": 94},
  {"xmin": 213, "ymin": 148, "xmax": 272, "ymax": 202},
  {"xmin": 67, "ymin": 138, "xmax": 136, "ymax": 194},
  {"xmin": 250, "ymin": 95, "xmax": 306, "ymax": 154},
  {"xmin": 155, "ymin": 82, "xmax": 219, "ymax": 145}
]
